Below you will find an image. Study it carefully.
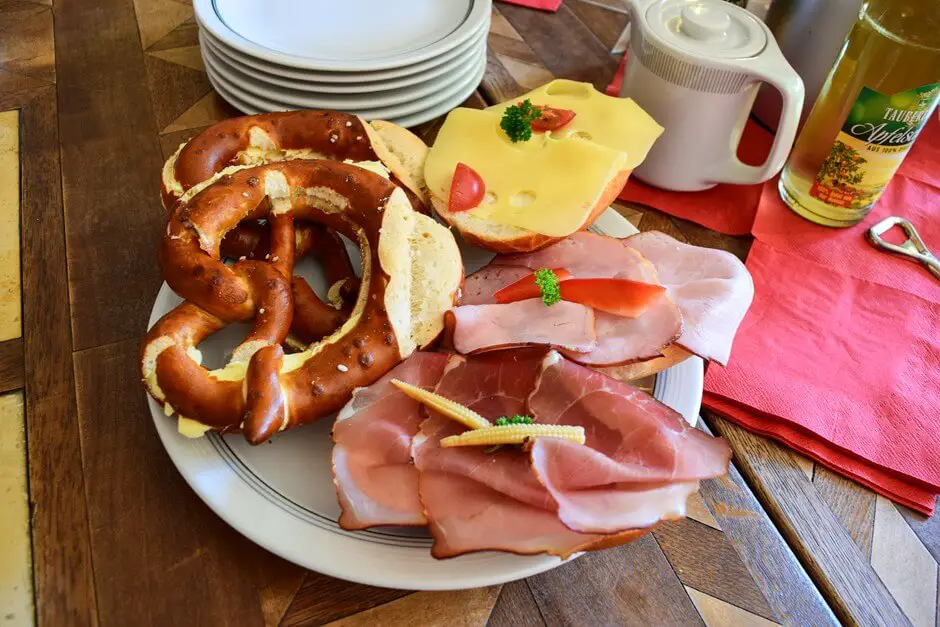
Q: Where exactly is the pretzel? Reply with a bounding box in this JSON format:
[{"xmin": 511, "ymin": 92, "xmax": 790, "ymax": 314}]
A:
[
  {"xmin": 142, "ymin": 160, "xmax": 462, "ymax": 443},
  {"xmin": 162, "ymin": 111, "xmax": 426, "ymax": 338},
  {"xmin": 161, "ymin": 110, "xmax": 428, "ymax": 212}
]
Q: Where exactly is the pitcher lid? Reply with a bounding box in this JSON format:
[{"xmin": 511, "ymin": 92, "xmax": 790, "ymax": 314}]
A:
[{"xmin": 644, "ymin": 0, "xmax": 766, "ymax": 59}]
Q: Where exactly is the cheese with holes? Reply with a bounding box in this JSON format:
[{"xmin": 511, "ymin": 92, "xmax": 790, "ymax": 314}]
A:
[
  {"xmin": 487, "ymin": 79, "xmax": 664, "ymax": 170},
  {"xmin": 424, "ymin": 108, "xmax": 628, "ymax": 237}
]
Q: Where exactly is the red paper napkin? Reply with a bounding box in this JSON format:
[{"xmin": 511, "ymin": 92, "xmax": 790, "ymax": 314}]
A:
[
  {"xmin": 703, "ymin": 243, "xmax": 940, "ymax": 514},
  {"xmin": 753, "ymin": 173, "xmax": 940, "ymax": 303},
  {"xmin": 496, "ymin": 0, "xmax": 562, "ymax": 11}
]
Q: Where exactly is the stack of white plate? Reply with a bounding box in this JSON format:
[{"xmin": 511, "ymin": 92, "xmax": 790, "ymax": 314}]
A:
[{"xmin": 194, "ymin": 0, "xmax": 491, "ymax": 127}]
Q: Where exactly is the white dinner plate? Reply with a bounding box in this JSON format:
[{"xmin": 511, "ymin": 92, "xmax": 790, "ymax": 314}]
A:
[
  {"xmin": 202, "ymin": 35, "xmax": 486, "ymax": 110},
  {"xmin": 199, "ymin": 27, "xmax": 488, "ymax": 94},
  {"xmin": 197, "ymin": 16, "xmax": 490, "ymax": 85},
  {"xmin": 196, "ymin": 0, "xmax": 491, "ymax": 72},
  {"xmin": 207, "ymin": 49, "xmax": 488, "ymax": 123},
  {"xmin": 147, "ymin": 208, "xmax": 704, "ymax": 589}
]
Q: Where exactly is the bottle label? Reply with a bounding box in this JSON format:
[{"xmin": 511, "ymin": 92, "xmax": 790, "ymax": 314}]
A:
[{"xmin": 810, "ymin": 83, "xmax": 939, "ymax": 209}]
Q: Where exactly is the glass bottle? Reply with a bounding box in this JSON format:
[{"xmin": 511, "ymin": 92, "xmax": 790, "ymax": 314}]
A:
[{"xmin": 778, "ymin": 0, "xmax": 940, "ymax": 227}]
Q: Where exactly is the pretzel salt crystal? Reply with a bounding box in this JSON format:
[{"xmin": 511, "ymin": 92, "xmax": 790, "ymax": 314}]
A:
[{"xmin": 142, "ymin": 160, "xmax": 462, "ymax": 443}]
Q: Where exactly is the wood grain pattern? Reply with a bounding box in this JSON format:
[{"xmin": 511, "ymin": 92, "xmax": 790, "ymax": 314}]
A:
[
  {"xmin": 323, "ymin": 587, "xmax": 501, "ymax": 627},
  {"xmin": 0, "ymin": 108, "xmax": 22, "ymax": 343},
  {"xmin": 0, "ymin": 391, "xmax": 32, "ymax": 627},
  {"xmin": 487, "ymin": 580, "xmax": 546, "ymax": 627},
  {"xmin": 497, "ymin": 3, "xmax": 619, "ymax": 89},
  {"xmin": 707, "ymin": 413, "xmax": 910, "ymax": 626},
  {"xmin": 526, "ymin": 535, "xmax": 706, "ymax": 625},
  {"xmin": 19, "ymin": 87, "xmax": 98, "ymax": 627},
  {"xmin": 54, "ymin": 0, "xmax": 166, "ymax": 350},
  {"xmin": 73, "ymin": 338, "xmax": 305, "ymax": 627},
  {"xmin": 654, "ymin": 518, "xmax": 776, "ymax": 620},
  {"xmin": 814, "ymin": 467, "xmax": 876, "ymax": 559},
  {"xmin": 0, "ymin": 337, "xmax": 24, "ymax": 393},
  {"xmin": 280, "ymin": 573, "xmax": 411, "ymax": 626}
]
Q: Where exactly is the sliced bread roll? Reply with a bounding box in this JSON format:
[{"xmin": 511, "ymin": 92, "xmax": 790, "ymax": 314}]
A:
[{"xmin": 379, "ymin": 188, "xmax": 464, "ymax": 357}]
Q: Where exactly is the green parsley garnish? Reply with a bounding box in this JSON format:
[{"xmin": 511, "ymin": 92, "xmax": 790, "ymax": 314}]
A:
[
  {"xmin": 495, "ymin": 414, "xmax": 534, "ymax": 426},
  {"xmin": 533, "ymin": 268, "xmax": 561, "ymax": 306},
  {"xmin": 500, "ymin": 99, "xmax": 541, "ymax": 143}
]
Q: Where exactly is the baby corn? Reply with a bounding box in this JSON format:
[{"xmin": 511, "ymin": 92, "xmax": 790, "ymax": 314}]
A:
[
  {"xmin": 391, "ymin": 379, "xmax": 492, "ymax": 430},
  {"xmin": 440, "ymin": 424, "xmax": 585, "ymax": 448}
]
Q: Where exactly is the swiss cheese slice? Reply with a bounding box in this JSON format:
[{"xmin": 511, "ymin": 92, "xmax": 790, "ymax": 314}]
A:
[
  {"xmin": 424, "ymin": 108, "xmax": 628, "ymax": 237},
  {"xmin": 487, "ymin": 79, "xmax": 664, "ymax": 170}
]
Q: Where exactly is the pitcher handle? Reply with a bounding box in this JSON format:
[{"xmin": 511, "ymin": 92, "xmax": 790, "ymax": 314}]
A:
[{"xmin": 716, "ymin": 42, "xmax": 805, "ymax": 186}]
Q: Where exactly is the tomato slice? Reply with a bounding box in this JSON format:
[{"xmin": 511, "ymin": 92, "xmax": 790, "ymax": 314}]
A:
[
  {"xmin": 531, "ymin": 106, "xmax": 576, "ymax": 132},
  {"xmin": 559, "ymin": 278, "xmax": 666, "ymax": 318},
  {"xmin": 494, "ymin": 268, "xmax": 573, "ymax": 304},
  {"xmin": 448, "ymin": 163, "xmax": 486, "ymax": 212}
]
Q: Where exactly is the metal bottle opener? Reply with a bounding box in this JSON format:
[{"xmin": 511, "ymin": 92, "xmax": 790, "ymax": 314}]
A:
[{"xmin": 867, "ymin": 216, "xmax": 940, "ymax": 280}]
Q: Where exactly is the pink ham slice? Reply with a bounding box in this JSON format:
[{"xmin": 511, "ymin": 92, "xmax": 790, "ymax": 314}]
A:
[
  {"xmin": 450, "ymin": 299, "xmax": 597, "ymax": 355},
  {"xmin": 624, "ymin": 231, "xmax": 754, "ymax": 365},
  {"xmin": 331, "ymin": 351, "xmax": 448, "ymax": 529},
  {"xmin": 462, "ymin": 232, "xmax": 682, "ymax": 366},
  {"xmin": 462, "ymin": 265, "xmax": 532, "ymax": 305},
  {"xmin": 412, "ymin": 350, "xmax": 608, "ymax": 559},
  {"xmin": 528, "ymin": 352, "xmax": 732, "ymax": 533}
]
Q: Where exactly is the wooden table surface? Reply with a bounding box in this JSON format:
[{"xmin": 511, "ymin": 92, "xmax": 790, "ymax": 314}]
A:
[{"xmin": 0, "ymin": 1, "xmax": 937, "ymax": 626}]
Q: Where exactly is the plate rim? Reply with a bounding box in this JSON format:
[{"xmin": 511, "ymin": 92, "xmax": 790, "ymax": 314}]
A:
[
  {"xmin": 195, "ymin": 0, "xmax": 491, "ymax": 72},
  {"xmin": 146, "ymin": 210, "xmax": 705, "ymax": 589},
  {"xmin": 206, "ymin": 49, "xmax": 488, "ymax": 122},
  {"xmin": 197, "ymin": 15, "xmax": 490, "ymax": 84},
  {"xmin": 199, "ymin": 29, "xmax": 487, "ymax": 93},
  {"xmin": 202, "ymin": 35, "xmax": 486, "ymax": 110}
]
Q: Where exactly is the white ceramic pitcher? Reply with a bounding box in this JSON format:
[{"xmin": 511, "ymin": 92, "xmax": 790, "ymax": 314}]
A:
[{"xmin": 620, "ymin": 0, "xmax": 804, "ymax": 191}]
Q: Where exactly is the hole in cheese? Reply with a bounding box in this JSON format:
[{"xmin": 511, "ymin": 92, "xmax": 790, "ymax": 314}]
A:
[
  {"xmin": 546, "ymin": 81, "xmax": 591, "ymax": 98},
  {"xmin": 483, "ymin": 191, "xmax": 498, "ymax": 204},
  {"xmin": 571, "ymin": 130, "xmax": 593, "ymax": 141},
  {"xmin": 509, "ymin": 191, "xmax": 536, "ymax": 207}
]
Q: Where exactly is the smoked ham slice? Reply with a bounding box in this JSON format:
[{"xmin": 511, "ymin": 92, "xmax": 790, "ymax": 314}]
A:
[
  {"xmin": 331, "ymin": 352, "xmax": 448, "ymax": 529},
  {"xmin": 528, "ymin": 352, "xmax": 731, "ymax": 533},
  {"xmin": 623, "ymin": 231, "xmax": 754, "ymax": 365},
  {"xmin": 450, "ymin": 299, "xmax": 597, "ymax": 355},
  {"xmin": 412, "ymin": 350, "xmax": 608, "ymax": 559},
  {"xmin": 459, "ymin": 232, "xmax": 681, "ymax": 365}
]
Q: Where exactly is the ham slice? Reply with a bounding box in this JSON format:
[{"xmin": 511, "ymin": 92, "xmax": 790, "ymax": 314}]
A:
[
  {"xmin": 450, "ymin": 299, "xmax": 597, "ymax": 355},
  {"xmin": 331, "ymin": 352, "xmax": 448, "ymax": 529},
  {"xmin": 624, "ymin": 231, "xmax": 754, "ymax": 365},
  {"xmin": 462, "ymin": 265, "xmax": 531, "ymax": 305},
  {"xmin": 461, "ymin": 232, "xmax": 682, "ymax": 365},
  {"xmin": 413, "ymin": 350, "xmax": 608, "ymax": 559},
  {"xmin": 528, "ymin": 352, "xmax": 732, "ymax": 533},
  {"xmin": 496, "ymin": 231, "xmax": 656, "ymax": 279}
]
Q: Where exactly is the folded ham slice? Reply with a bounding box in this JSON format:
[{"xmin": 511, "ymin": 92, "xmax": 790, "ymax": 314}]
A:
[
  {"xmin": 449, "ymin": 299, "xmax": 597, "ymax": 355},
  {"xmin": 331, "ymin": 352, "xmax": 448, "ymax": 529},
  {"xmin": 623, "ymin": 231, "xmax": 754, "ymax": 365},
  {"xmin": 459, "ymin": 232, "xmax": 682, "ymax": 365},
  {"xmin": 528, "ymin": 352, "xmax": 731, "ymax": 533},
  {"xmin": 412, "ymin": 350, "xmax": 609, "ymax": 559}
]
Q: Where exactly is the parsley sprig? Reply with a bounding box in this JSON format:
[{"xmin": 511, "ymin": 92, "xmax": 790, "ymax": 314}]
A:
[
  {"xmin": 500, "ymin": 99, "xmax": 541, "ymax": 143},
  {"xmin": 494, "ymin": 415, "xmax": 534, "ymax": 426},
  {"xmin": 534, "ymin": 268, "xmax": 562, "ymax": 306}
]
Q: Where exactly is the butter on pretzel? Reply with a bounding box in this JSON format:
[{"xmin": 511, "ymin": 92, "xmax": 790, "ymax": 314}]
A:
[{"xmin": 142, "ymin": 160, "xmax": 462, "ymax": 443}]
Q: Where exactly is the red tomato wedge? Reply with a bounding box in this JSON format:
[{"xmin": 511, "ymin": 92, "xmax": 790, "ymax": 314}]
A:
[
  {"xmin": 559, "ymin": 278, "xmax": 667, "ymax": 318},
  {"xmin": 494, "ymin": 268, "xmax": 573, "ymax": 303},
  {"xmin": 531, "ymin": 106, "xmax": 576, "ymax": 132},
  {"xmin": 448, "ymin": 163, "xmax": 486, "ymax": 212}
]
